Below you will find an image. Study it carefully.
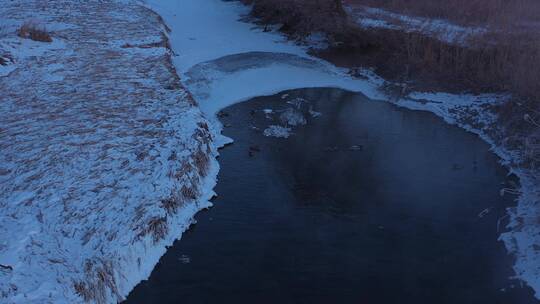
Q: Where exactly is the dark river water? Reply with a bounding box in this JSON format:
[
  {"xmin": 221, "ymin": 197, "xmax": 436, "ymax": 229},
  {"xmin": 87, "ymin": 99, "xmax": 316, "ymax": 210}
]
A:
[{"xmin": 126, "ymin": 88, "xmax": 536, "ymax": 304}]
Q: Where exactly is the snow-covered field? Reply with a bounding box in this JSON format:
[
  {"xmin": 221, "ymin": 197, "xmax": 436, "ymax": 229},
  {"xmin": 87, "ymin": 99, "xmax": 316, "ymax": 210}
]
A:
[
  {"xmin": 0, "ymin": 0, "xmax": 538, "ymax": 303},
  {"xmin": 147, "ymin": 0, "xmax": 540, "ymax": 300},
  {"xmin": 0, "ymin": 1, "xmax": 218, "ymax": 303}
]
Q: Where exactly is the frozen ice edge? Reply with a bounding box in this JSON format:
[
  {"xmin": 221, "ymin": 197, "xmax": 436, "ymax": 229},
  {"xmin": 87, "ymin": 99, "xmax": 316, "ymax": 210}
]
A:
[
  {"xmin": 143, "ymin": 0, "xmax": 540, "ymax": 301},
  {"xmin": 118, "ymin": 159, "xmax": 220, "ymax": 302}
]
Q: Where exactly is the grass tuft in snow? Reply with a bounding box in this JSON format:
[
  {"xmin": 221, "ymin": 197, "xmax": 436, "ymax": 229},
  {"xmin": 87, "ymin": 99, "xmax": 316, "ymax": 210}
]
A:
[{"xmin": 18, "ymin": 21, "xmax": 52, "ymax": 42}]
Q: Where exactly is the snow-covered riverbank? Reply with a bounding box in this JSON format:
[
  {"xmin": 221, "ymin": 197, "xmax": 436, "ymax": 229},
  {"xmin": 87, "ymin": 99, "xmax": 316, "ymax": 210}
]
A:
[
  {"xmin": 147, "ymin": 0, "xmax": 540, "ymax": 300},
  {"xmin": 0, "ymin": 1, "xmax": 219, "ymax": 303}
]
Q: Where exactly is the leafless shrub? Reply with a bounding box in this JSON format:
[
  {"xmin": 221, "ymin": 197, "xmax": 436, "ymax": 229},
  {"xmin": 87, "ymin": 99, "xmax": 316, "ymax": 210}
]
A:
[{"xmin": 18, "ymin": 21, "xmax": 52, "ymax": 42}]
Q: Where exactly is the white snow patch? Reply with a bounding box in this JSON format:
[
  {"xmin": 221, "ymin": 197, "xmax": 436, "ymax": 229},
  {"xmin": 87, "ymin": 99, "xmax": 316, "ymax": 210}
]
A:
[
  {"xmin": 345, "ymin": 5, "xmax": 487, "ymax": 45},
  {"xmin": 263, "ymin": 125, "xmax": 292, "ymax": 138},
  {"xmin": 0, "ymin": 37, "xmax": 67, "ymax": 78},
  {"xmin": 500, "ymin": 176, "xmax": 540, "ymax": 299},
  {"xmin": 279, "ymin": 108, "xmax": 306, "ymax": 126}
]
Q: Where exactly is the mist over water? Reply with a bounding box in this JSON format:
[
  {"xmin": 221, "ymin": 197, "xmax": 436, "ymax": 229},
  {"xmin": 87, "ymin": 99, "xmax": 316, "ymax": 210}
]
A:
[{"xmin": 126, "ymin": 88, "xmax": 536, "ymax": 304}]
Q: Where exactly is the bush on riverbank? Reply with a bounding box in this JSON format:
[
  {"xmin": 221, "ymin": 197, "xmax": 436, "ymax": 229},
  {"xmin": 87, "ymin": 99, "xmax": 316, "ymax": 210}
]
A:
[{"xmin": 239, "ymin": 0, "xmax": 348, "ymax": 38}]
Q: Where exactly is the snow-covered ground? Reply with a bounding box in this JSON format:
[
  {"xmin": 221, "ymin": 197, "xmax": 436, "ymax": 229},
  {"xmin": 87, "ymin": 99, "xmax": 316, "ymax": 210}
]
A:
[
  {"xmin": 146, "ymin": 0, "xmax": 540, "ymax": 300},
  {"xmin": 0, "ymin": 1, "xmax": 218, "ymax": 303}
]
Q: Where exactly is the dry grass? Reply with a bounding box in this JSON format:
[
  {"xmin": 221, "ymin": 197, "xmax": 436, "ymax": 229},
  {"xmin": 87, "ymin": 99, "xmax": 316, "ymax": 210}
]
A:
[
  {"xmin": 74, "ymin": 260, "xmax": 120, "ymax": 304},
  {"xmin": 193, "ymin": 147, "xmax": 210, "ymax": 177},
  {"xmin": 18, "ymin": 21, "xmax": 52, "ymax": 42},
  {"xmin": 181, "ymin": 184, "xmax": 199, "ymax": 201},
  {"xmin": 136, "ymin": 217, "xmax": 169, "ymax": 244},
  {"xmin": 193, "ymin": 122, "xmax": 212, "ymax": 145},
  {"xmin": 145, "ymin": 217, "xmax": 168, "ymax": 243},
  {"xmin": 73, "ymin": 281, "xmax": 92, "ymax": 302},
  {"xmin": 161, "ymin": 195, "xmax": 186, "ymax": 215},
  {"xmin": 160, "ymin": 197, "xmax": 178, "ymax": 214}
]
